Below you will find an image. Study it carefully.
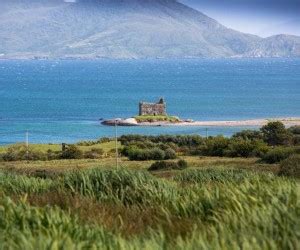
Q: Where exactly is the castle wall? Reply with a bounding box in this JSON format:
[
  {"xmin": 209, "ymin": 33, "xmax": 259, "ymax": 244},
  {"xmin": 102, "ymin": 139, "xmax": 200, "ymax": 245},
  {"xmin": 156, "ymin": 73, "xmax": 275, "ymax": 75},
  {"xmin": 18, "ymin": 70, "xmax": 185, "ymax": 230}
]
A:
[{"xmin": 139, "ymin": 103, "xmax": 166, "ymax": 116}]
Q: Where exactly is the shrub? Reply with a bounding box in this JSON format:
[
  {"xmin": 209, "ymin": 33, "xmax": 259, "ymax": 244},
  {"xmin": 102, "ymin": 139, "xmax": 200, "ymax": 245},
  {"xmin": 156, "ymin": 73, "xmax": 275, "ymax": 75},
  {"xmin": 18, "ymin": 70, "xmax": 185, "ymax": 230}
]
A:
[
  {"xmin": 278, "ymin": 155, "xmax": 300, "ymax": 178},
  {"xmin": 164, "ymin": 148, "xmax": 177, "ymax": 160},
  {"xmin": 226, "ymin": 139, "xmax": 256, "ymax": 158},
  {"xmin": 150, "ymin": 148, "xmax": 166, "ymax": 160},
  {"xmin": 119, "ymin": 134, "xmax": 204, "ymax": 147},
  {"xmin": 125, "ymin": 146, "xmax": 168, "ymax": 161},
  {"xmin": 233, "ymin": 130, "xmax": 263, "ymax": 141},
  {"xmin": 84, "ymin": 148, "xmax": 104, "ymax": 159},
  {"xmin": 148, "ymin": 160, "xmax": 188, "ymax": 171},
  {"xmin": 177, "ymin": 159, "xmax": 188, "ymax": 169},
  {"xmin": 1, "ymin": 145, "xmax": 46, "ymax": 161},
  {"xmin": 46, "ymin": 149, "xmax": 61, "ymax": 160},
  {"xmin": 252, "ymin": 141, "xmax": 270, "ymax": 157},
  {"xmin": 61, "ymin": 145, "xmax": 83, "ymax": 159},
  {"xmin": 127, "ymin": 148, "xmax": 150, "ymax": 161},
  {"xmin": 202, "ymin": 136, "xmax": 230, "ymax": 157},
  {"xmin": 288, "ymin": 126, "xmax": 300, "ymax": 135},
  {"xmin": 261, "ymin": 147, "xmax": 295, "ymax": 164},
  {"xmin": 226, "ymin": 139, "xmax": 268, "ymax": 158},
  {"xmin": 292, "ymin": 135, "xmax": 300, "ymax": 145}
]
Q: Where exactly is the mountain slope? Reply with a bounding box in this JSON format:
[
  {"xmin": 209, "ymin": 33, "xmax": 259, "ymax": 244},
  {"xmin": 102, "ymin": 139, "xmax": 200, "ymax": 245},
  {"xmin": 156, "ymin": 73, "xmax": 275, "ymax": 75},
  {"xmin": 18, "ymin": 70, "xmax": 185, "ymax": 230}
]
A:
[{"xmin": 0, "ymin": 0, "xmax": 299, "ymax": 59}]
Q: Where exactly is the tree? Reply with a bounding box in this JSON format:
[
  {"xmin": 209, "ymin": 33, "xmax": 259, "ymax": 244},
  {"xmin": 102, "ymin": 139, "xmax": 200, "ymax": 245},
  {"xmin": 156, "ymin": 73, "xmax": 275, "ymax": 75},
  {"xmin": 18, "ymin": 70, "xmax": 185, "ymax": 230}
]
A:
[
  {"xmin": 232, "ymin": 130, "xmax": 263, "ymax": 141},
  {"xmin": 260, "ymin": 121, "xmax": 292, "ymax": 146}
]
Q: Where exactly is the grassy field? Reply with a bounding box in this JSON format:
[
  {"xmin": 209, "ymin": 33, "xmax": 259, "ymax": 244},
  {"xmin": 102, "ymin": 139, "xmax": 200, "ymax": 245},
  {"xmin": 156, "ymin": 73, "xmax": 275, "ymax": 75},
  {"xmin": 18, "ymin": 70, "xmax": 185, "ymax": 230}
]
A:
[
  {"xmin": 0, "ymin": 155, "xmax": 278, "ymax": 177},
  {"xmin": 1, "ymin": 122, "xmax": 299, "ymax": 248},
  {"xmin": 0, "ymin": 165, "xmax": 299, "ymax": 249},
  {"xmin": 0, "ymin": 137, "xmax": 299, "ymax": 249}
]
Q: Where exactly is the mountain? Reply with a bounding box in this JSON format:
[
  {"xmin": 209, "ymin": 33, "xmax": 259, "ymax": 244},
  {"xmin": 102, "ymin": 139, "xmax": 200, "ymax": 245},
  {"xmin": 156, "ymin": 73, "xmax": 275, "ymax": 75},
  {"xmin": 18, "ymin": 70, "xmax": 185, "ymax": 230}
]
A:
[
  {"xmin": 259, "ymin": 19, "xmax": 300, "ymax": 37},
  {"xmin": 0, "ymin": 0, "xmax": 299, "ymax": 59}
]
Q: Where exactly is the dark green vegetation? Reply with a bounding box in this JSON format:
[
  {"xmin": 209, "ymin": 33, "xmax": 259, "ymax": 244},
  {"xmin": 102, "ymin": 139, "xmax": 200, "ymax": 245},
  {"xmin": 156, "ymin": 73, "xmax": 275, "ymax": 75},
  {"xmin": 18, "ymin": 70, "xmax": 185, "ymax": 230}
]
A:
[
  {"xmin": 120, "ymin": 122, "xmax": 300, "ymax": 164},
  {"xmin": 1, "ymin": 122, "xmax": 298, "ymax": 165},
  {"xmin": 148, "ymin": 160, "xmax": 188, "ymax": 171},
  {"xmin": 0, "ymin": 122, "xmax": 299, "ymax": 249},
  {"xmin": 279, "ymin": 155, "xmax": 300, "ymax": 178}
]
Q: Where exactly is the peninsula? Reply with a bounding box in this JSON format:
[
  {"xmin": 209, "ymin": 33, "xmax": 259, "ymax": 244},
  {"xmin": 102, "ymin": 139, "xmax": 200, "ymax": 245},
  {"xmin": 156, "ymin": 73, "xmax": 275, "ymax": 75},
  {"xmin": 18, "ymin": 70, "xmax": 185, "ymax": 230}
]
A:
[{"xmin": 101, "ymin": 99, "xmax": 300, "ymax": 127}]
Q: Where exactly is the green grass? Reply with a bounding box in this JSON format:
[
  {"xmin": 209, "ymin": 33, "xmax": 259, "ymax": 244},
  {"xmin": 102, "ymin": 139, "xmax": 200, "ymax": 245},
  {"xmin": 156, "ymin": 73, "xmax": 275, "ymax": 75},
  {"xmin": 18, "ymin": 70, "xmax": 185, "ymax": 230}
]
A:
[
  {"xmin": 0, "ymin": 166, "xmax": 299, "ymax": 249},
  {"xmin": 0, "ymin": 156, "xmax": 277, "ymax": 177},
  {"xmin": 134, "ymin": 115, "xmax": 180, "ymax": 123},
  {"xmin": 0, "ymin": 141, "xmax": 118, "ymax": 154}
]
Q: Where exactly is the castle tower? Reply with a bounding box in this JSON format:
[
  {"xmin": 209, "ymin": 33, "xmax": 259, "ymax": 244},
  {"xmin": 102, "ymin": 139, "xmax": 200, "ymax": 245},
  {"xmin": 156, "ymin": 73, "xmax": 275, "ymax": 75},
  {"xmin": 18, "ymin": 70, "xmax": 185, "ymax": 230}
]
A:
[{"xmin": 139, "ymin": 98, "xmax": 167, "ymax": 116}]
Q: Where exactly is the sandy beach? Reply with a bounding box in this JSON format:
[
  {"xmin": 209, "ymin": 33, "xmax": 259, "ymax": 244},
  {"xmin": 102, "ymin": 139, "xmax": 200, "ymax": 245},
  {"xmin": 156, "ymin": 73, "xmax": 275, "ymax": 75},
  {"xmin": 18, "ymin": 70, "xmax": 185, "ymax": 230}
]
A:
[{"xmin": 102, "ymin": 117, "xmax": 300, "ymax": 127}]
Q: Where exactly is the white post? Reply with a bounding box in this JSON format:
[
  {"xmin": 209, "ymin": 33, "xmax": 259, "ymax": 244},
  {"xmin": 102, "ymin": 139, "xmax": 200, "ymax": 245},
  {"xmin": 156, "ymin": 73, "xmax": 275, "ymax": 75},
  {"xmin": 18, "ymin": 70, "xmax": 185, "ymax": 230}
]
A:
[
  {"xmin": 25, "ymin": 131, "xmax": 29, "ymax": 160},
  {"xmin": 115, "ymin": 121, "xmax": 119, "ymax": 169}
]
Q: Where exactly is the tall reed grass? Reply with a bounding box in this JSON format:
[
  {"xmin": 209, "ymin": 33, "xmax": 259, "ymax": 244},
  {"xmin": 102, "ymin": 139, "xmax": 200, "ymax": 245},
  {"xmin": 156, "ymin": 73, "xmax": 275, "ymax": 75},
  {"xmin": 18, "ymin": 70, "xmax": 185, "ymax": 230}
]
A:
[{"xmin": 0, "ymin": 168, "xmax": 299, "ymax": 249}]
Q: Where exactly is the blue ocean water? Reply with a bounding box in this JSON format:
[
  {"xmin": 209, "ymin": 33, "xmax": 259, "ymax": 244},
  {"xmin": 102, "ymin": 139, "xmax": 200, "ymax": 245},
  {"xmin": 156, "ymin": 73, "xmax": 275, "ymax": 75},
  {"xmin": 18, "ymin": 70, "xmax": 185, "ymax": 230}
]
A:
[{"xmin": 0, "ymin": 59, "xmax": 299, "ymax": 144}]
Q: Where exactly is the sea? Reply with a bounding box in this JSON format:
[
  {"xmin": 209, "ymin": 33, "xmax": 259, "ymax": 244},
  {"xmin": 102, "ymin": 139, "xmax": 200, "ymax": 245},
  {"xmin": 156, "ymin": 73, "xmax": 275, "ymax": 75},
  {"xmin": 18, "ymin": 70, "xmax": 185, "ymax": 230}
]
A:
[{"xmin": 0, "ymin": 59, "xmax": 299, "ymax": 145}]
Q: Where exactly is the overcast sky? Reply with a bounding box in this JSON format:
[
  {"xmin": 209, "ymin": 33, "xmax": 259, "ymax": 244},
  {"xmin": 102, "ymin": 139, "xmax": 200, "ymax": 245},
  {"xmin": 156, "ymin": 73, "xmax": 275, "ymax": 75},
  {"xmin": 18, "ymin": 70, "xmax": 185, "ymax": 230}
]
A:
[{"xmin": 180, "ymin": 0, "xmax": 300, "ymax": 37}]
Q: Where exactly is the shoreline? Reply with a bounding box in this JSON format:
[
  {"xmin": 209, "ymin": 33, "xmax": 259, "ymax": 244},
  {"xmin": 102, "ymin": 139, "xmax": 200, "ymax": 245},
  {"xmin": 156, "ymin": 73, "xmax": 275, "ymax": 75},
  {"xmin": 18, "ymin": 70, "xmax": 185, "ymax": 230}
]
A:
[{"xmin": 102, "ymin": 117, "xmax": 300, "ymax": 127}]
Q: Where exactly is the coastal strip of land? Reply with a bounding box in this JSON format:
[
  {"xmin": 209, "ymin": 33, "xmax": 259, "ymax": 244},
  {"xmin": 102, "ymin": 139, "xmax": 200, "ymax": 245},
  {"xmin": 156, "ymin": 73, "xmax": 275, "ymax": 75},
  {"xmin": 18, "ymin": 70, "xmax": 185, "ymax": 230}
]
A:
[{"xmin": 102, "ymin": 117, "xmax": 300, "ymax": 127}]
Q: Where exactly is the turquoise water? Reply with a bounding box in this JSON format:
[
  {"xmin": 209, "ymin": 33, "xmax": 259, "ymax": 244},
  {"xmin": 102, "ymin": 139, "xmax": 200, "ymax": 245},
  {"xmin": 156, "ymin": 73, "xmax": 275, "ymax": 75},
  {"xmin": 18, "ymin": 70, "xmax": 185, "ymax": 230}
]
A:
[{"xmin": 0, "ymin": 59, "xmax": 299, "ymax": 144}]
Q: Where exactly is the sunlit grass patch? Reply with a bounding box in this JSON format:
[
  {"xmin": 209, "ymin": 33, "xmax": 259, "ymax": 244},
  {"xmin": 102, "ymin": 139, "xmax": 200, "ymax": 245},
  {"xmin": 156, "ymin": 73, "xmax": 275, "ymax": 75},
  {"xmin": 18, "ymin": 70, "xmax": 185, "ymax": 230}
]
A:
[{"xmin": 134, "ymin": 115, "xmax": 180, "ymax": 123}]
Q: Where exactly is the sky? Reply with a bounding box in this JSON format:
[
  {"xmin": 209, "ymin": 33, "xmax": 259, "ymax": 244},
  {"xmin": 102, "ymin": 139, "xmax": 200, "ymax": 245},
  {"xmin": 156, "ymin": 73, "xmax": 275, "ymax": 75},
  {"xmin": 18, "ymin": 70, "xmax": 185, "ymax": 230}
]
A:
[{"xmin": 180, "ymin": 0, "xmax": 300, "ymax": 37}]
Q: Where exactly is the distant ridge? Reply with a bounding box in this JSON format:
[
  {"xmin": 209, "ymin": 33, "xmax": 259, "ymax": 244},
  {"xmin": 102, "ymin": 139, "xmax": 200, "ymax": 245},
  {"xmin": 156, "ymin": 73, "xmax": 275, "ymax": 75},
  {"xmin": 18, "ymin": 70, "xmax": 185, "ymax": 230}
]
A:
[{"xmin": 0, "ymin": 0, "xmax": 299, "ymax": 59}]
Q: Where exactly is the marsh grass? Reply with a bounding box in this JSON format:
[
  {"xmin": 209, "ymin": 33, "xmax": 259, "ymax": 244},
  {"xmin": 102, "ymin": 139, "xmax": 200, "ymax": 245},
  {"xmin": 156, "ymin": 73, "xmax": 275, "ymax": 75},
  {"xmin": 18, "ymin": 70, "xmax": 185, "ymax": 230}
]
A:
[{"xmin": 0, "ymin": 167, "xmax": 299, "ymax": 249}]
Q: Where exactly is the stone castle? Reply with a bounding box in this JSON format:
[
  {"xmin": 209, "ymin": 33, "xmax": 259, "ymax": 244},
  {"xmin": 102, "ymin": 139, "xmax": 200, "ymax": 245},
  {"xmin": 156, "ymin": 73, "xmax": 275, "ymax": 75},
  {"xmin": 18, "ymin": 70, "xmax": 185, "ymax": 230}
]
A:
[{"xmin": 139, "ymin": 98, "xmax": 167, "ymax": 116}]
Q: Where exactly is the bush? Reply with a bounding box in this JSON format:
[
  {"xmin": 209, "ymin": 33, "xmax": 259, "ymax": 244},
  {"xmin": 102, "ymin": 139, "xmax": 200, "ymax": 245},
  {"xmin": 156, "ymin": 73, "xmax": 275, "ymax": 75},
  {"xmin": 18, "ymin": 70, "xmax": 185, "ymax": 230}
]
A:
[
  {"xmin": 1, "ymin": 145, "xmax": 46, "ymax": 161},
  {"xmin": 84, "ymin": 148, "xmax": 104, "ymax": 159},
  {"xmin": 148, "ymin": 160, "xmax": 188, "ymax": 171},
  {"xmin": 226, "ymin": 139, "xmax": 268, "ymax": 158},
  {"xmin": 164, "ymin": 148, "xmax": 177, "ymax": 160},
  {"xmin": 125, "ymin": 146, "xmax": 172, "ymax": 161},
  {"xmin": 46, "ymin": 149, "xmax": 61, "ymax": 161},
  {"xmin": 278, "ymin": 155, "xmax": 300, "ymax": 178},
  {"xmin": 233, "ymin": 130, "xmax": 263, "ymax": 141},
  {"xmin": 226, "ymin": 139, "xmax": 256, "ymax": 158},
  {"xmin": 292, "ymin": 135, "xmax": 300, "ymax": 145},
  {"xmin": 288, "ymin": 126, "xmax": 300, "ymax": 135},
  {"xmin": 127, "ymin": 148, "xmax": 149, "ymax": 161},
  {"xmin": 149, "ymin": 148, "xmax": 166, "ymax": 160},
  {"xmin": 177, "ymin": 159, "xmax": 188, "ymax": 169},
  {"xmin": 261, "ymin": 147, "xmax": 295, "ymax": 164},
  {"xmin": 202, "ymin": 136, "xmax": 230, "ymax": 157},
  {"xmin": 61, "ymin": 145, "xmax": 83, "ymax": 159},
  {"xmin": 119, "ymin": 134, "xmax": 204, "ymax": 147},
  {"xmin": 252, "ymin": 142, "xmax": 270, "ymax": 158}
]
